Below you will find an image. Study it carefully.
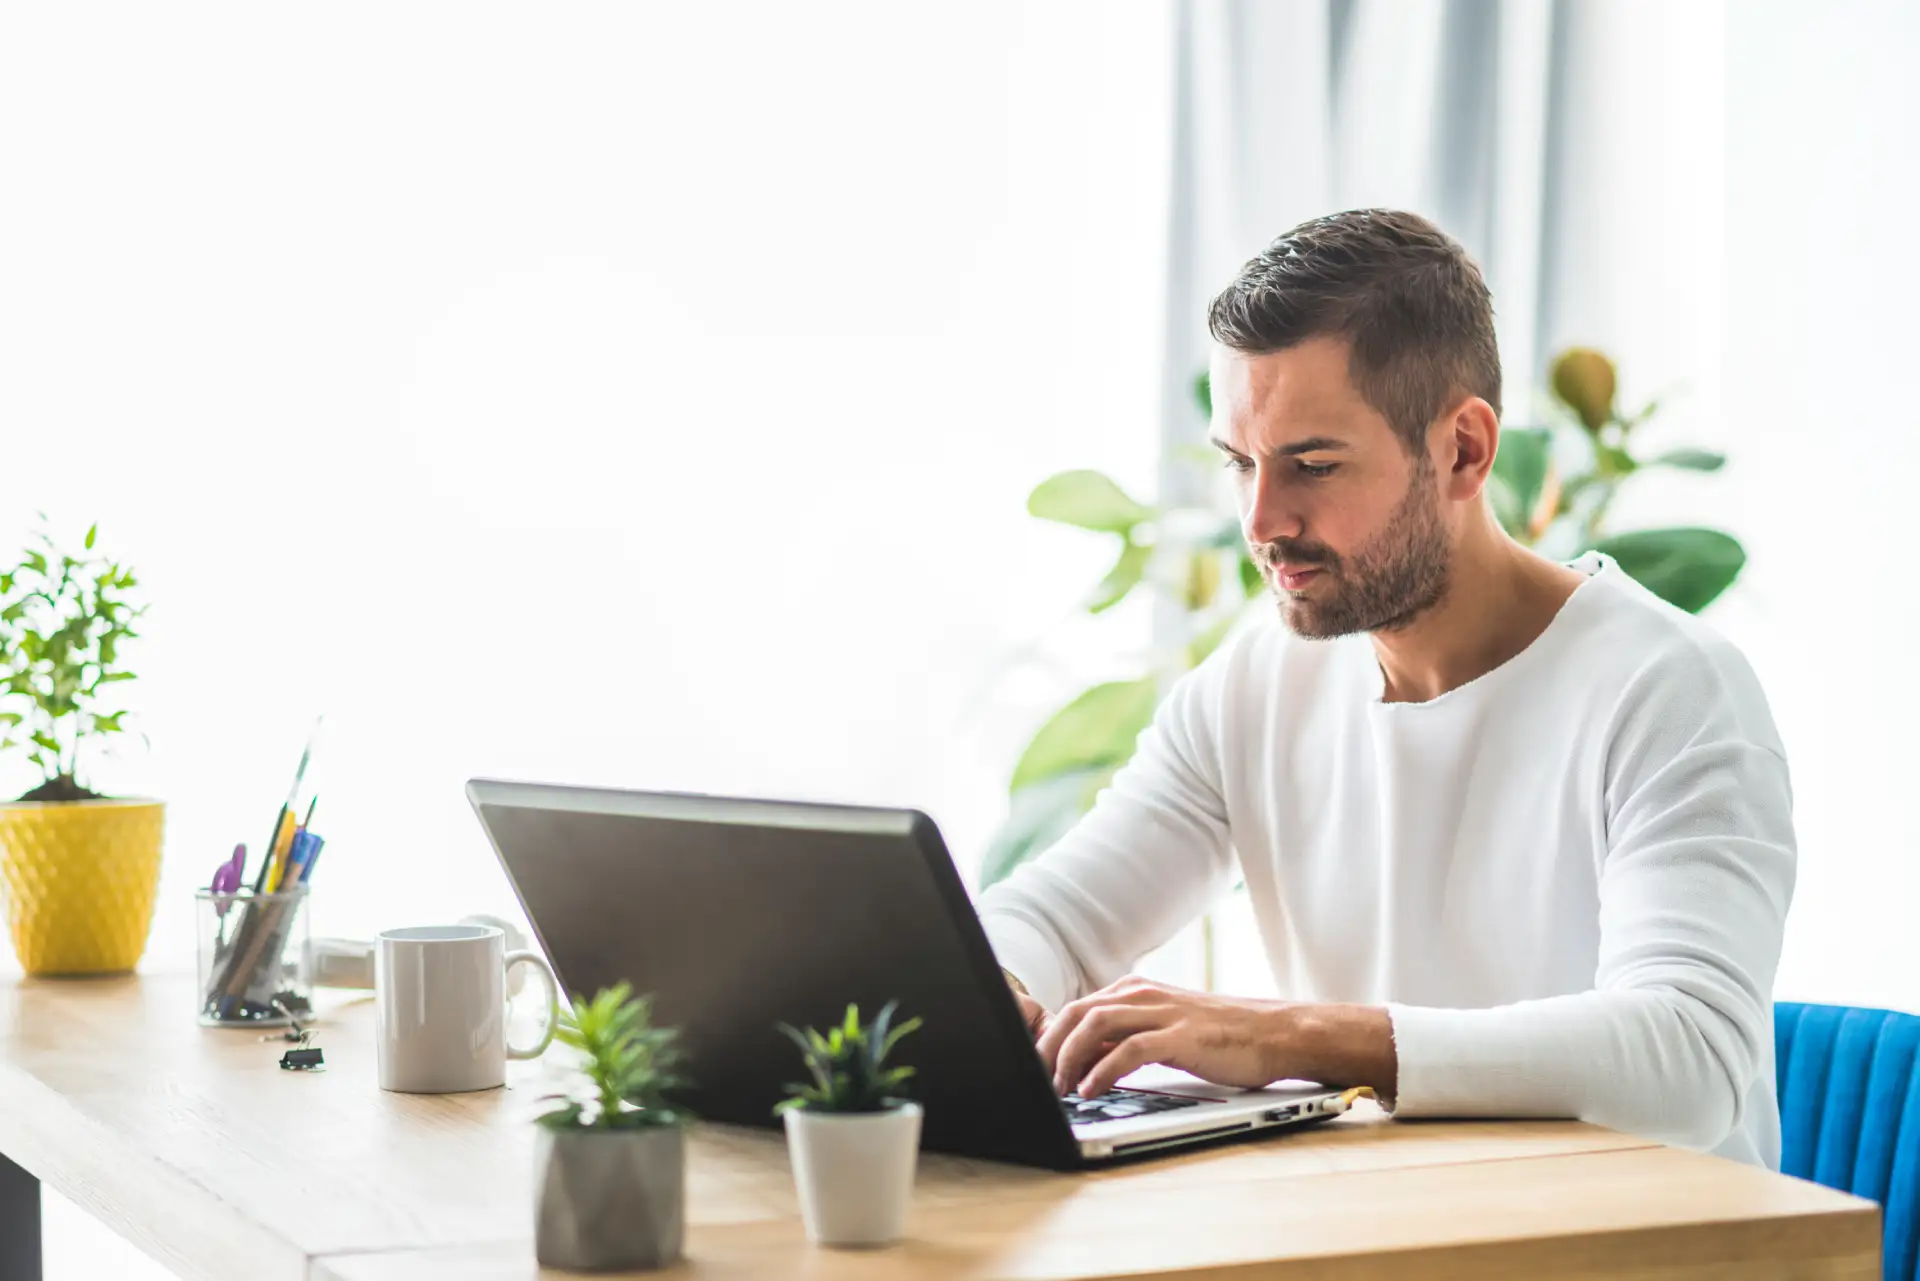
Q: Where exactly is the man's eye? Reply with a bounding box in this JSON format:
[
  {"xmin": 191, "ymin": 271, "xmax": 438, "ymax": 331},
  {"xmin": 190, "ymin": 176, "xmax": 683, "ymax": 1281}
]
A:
[
  {"xmin": 1297, "ymin": 461, "xmax": 1338, "ymax": 479},
  {"xmin": 1221, "ymin": 456, "xmax": 1254, "ymax": 475}
]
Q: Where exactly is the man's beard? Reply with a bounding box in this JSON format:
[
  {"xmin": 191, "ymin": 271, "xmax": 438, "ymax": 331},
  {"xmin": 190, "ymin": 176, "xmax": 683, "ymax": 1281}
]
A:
[{"xmin": 1252, "ymin": 464, "xmax": 1451, "ymax": 639}]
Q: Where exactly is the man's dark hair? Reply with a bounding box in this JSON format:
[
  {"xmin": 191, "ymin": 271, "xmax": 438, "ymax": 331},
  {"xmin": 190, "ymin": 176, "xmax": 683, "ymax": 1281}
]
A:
[{"xmin": 1207, "ymin": 209, "xmax": 1501, "ymax": 452}]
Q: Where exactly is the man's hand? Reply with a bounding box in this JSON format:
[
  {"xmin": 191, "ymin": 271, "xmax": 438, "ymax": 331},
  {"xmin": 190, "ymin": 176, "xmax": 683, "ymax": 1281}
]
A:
[{"xmin": 1035, "ymin": 975, "xmax": 1398, "ymax": 1100}]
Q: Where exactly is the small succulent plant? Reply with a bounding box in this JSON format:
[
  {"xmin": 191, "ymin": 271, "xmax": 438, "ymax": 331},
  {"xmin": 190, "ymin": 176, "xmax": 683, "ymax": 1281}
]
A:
[
  {"xmin": 537, "ymin": 982, "xmax": 685, "ymax": 1130},
  {"xmin": 775, "ymin": 1001, "xmax": 922, "ymax": 1115}
]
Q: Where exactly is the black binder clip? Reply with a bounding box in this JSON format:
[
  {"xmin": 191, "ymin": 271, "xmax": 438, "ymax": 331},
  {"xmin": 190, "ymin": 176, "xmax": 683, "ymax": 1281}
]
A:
[{"xmin": 280, "ymin": 1046, "xmax": 325, "ymax": 1071}]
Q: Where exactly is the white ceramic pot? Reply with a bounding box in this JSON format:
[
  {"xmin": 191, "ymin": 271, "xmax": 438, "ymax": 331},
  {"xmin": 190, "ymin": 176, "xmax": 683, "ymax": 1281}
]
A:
[{"xmin": 782, "ymin": 1102, "xmax": 923, "ymax": 1247}]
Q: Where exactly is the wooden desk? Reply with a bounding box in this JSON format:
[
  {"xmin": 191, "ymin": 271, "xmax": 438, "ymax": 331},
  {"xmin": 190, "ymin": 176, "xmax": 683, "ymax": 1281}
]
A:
[{"xmin": 0, "ymin": 972, "xmax": 1879, "ymax": 1280}]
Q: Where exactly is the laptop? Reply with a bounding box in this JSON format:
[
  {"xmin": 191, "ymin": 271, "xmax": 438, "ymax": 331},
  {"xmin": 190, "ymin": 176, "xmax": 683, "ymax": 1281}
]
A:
[{"xmin": 466, "ymin": 778, "xmax": 1354, "ymax": 1169}]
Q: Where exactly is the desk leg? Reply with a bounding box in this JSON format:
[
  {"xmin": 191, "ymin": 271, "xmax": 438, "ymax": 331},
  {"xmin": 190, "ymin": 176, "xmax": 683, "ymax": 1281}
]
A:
[{"xmin": 0, "ymin": 1151, "xmax": 40, "ymax": 1281}]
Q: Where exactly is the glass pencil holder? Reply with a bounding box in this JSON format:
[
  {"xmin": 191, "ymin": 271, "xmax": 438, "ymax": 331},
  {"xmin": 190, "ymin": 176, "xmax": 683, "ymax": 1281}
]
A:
[{"xmin": 196, "ymin": 885, "xmax": 313, "ymax": 1027}]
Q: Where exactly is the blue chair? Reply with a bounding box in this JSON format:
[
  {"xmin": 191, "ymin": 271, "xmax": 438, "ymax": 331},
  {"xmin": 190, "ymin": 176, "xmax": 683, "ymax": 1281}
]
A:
[{"xmin": 1776, "ymin": 1001, "xmax": 1920, "ymax": 1279}]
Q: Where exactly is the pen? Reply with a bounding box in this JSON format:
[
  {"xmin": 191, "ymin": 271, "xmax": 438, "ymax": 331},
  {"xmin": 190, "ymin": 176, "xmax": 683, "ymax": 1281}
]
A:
[
  {"xmin": 251, "ymin": 717, "xmax": 323, "ymax": 891},
  {"xmin": 297, "ymin": 834, "xmax": 326, "ymax": 884},
  {"xmin": 281, "ymin": 831, "xmax": 314, "ymax": 887}
]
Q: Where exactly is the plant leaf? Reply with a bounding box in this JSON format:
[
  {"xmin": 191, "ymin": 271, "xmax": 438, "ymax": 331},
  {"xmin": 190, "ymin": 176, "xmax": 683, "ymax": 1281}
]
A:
[
  {"xmin": 1589, "ymin": 528, "xmax": 1745, "ymax": 614},
  {"xmin": 1646, "ymin": 448, "xmax": 1726, "ymax": 473},
  {"xmin": 1008, "ymin": 678, "xmax": 1156, "ymax": 792},
  {"xmin": 1186, "ymin": 610, "xmax": 1241, "ymax": 667},
  {"xmin": 546, "ymin": 983, "xmax": 680, "ymax": 1128},
  {"xmin": 1183, "ymin": 551, "xmax": 1221, "ymax": 611},
  {"xmin": 1239, "ymin": 552, "xmax": 1262, "ymax": 597},
  {"xmin": 1594, "ymin": 443, "xmax": 1637, "ymax": 476},
  {"xmin": 774, "ymin": 1022, "xmax": 813, "ymax": 1057},
  {"xmin": 977, "ymin": 766, "xmax": 1114, "ymax": 889},
  {"xmin": 1193, "ymin": 371, "xmax": 1212, "ymax": 417},
  {"xmin": 1026, "ymin": 471, "xmax": 1154, "ymax": 534},
  {"xmin": 775, "ymin": 1002, "xmax": 920, "ymax": 1113},
  {"xmin": 1087, "ymin": 540, "xmax": 1150, "ymax": 614},
  {"xmin": 1488, "ymin": 427, "xmax": 1552, "ymax": 536},
  {"xmin": 880, "ymin": 1015, "xmax": 922, "ymax": 1060}
]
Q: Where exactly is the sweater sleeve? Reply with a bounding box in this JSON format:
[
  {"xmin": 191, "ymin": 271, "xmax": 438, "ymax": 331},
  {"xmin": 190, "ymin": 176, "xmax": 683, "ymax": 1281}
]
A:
[
  {"xmin": 1386, "ymin": 640, "xmax": 1796, "ymax": 1152},
  {"xmin": 977, "ymin": 650, "xmax": 1239, "ymax": 1013}
]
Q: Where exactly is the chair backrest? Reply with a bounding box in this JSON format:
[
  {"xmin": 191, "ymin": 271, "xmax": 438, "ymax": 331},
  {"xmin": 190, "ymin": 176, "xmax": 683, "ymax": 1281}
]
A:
[{"xmin": 1776, "ymin": 1001, "xmax": 1920, "ymax": 1280}]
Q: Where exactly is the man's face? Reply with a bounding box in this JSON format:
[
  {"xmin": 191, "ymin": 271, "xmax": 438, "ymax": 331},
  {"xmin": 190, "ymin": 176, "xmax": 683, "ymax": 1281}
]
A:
[{"xmin": 1209, "ymin": 336, "xmax": 1452, "ymax": 638}]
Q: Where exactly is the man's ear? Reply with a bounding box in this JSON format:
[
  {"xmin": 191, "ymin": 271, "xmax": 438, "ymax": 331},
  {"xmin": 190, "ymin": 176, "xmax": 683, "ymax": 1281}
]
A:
[{"xmin": 1440, "ymin": 396, "xmax": 1499, "ymax": 500}]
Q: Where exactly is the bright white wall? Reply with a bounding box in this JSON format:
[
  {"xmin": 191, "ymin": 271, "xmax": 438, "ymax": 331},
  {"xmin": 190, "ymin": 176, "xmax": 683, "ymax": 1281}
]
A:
[
  {"xmin": 4, "ymin": 9, "xmax": 1171, "ymax": 1272},
  {"xmin": 1722, "ymin": 0, "xmax": 1920, "ymax": 1012},
  {"xmin": 0, "ymin": 3, "xmax": 1172, "ymax": 965}
]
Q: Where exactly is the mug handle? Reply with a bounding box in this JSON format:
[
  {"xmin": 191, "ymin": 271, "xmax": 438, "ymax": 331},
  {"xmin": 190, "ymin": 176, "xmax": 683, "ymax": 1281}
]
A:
[{"xmin": 504, "ymin": 950, "xmax": 560, "ymax": 1060}]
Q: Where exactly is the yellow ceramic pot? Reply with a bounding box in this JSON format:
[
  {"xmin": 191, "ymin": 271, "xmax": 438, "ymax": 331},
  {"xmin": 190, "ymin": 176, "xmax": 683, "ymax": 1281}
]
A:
[{"xmin": 0, "ymin": 799, "xmax": 165, "ymax": 975}]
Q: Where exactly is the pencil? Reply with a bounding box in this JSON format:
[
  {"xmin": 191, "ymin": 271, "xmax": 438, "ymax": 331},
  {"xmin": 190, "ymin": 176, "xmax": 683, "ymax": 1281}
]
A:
[
  {"xmin": 265, "ymin": 809, "xmax": 299, "ymax": 893},
  {"xmin": 250, "ymin": 804, "xmax": 290, "ymax": 894}
]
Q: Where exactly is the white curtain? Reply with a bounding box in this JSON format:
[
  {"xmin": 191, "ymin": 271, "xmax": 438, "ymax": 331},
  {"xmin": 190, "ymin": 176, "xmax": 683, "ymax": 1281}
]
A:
[{"xmin": 1161, "ymin": 0, "xmax": 1729, "ymax": 473}]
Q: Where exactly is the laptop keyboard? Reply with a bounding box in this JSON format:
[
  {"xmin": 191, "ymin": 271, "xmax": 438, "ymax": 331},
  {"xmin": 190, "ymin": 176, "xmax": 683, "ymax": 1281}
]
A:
[{"xmin": 1060, "ymin": 1088, "xmax": 1205, "ymax": 1125}]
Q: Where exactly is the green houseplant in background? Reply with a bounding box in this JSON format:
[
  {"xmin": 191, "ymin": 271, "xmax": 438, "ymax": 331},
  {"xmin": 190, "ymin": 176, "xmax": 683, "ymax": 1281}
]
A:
[
  {"xmin": 980, "ymin": 348, "xmax": 1745, "ymax": 904},
  {"xmin": 1492, "ymin": 348, "xmax": 1744, "ymax": 610},
  {"xmin": 776, "ymin": 1001, "xmax": 924, "ymax": 1247},
  {"xmin": 0, "ymin": 520, "xmax": 164, "ymax": 975},
  {"xmin": 533, "ymin": 982, "xmax": 688, "ymax": 1272}
]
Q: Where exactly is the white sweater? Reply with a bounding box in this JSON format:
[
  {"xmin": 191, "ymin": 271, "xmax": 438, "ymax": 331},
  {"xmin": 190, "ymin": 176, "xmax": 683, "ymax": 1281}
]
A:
[{"xmin": 980, "ymin": 554, "xmax": 1795, "ymax": 1166}]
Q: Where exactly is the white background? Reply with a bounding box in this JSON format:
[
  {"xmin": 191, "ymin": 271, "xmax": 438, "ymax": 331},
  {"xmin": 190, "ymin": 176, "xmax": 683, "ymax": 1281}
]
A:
[
  {"xmin": 4, "ymin": 2, "xmax": 1917, "ymax": 1275},
  {"xmin": 1, "ymin": 8, "xmax": 1171, "ymax": 1273},
  {"xmin": 0, "ymin": 2, "xmax": 1171, "ymax": 954}
]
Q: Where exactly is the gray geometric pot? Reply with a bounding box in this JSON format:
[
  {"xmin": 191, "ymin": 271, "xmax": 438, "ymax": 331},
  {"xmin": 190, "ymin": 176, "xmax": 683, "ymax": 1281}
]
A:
[{"xmin": 534, "ymin": 1124, "xmax": 685, "ymax": 1271}]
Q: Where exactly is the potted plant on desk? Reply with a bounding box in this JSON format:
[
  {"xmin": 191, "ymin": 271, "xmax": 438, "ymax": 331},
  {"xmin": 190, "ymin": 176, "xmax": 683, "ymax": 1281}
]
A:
[
  {"xmin": 533, "ymin": 982, "xmax": 688, "ymax": 1272},
  {"xmin": 0, "ymin": 522, "xmax": 161, "ymax": 976},
  {"xmin": 776, "ymin": 1001, "xmax": 924, "ymax": 1247}
]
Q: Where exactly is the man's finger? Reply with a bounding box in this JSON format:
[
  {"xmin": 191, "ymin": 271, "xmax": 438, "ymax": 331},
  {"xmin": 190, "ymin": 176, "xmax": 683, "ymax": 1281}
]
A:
[
  {"xmin": 1034, "ymin": 997, "xmax": 1091, "ymax": 1073},
  {"xmin": 1038, "ymin": 984, "xmax": 1169, "ymax": 1076},
  {"xmin": 1077, "ymin": 1030, "xmax": 1175, "ymax": 1098},
  {"xmin": 1052, "ymin": 1005, "xmax": 1169, "ymax": 1095},
  {"xmin": 1089, "ymin": 976, "xmax": 1164, "ymax": 1003}
]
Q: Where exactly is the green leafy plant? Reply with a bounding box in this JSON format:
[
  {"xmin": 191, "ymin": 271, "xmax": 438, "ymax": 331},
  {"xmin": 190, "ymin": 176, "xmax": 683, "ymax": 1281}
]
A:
[
  {"xmin": 537, "ymin": 982, "xmax": 686, "ymax": 1130},
  {"xmin": 977, "ymin": 373, "xmax": 1255, "ymax": 890},
  {"xmin": 0, "ymin": 520, "xmax": 146, "ymax": 803},
  {"xmin": 980, "ymin": 349, "xmax": 1742, "ymax": 892},
  {"xmin": 1488, "ymin": 348, "xmax": 1744, "ymax": 613},
  {"xmin": 773, "ymin": 1001, "xmax": 922, "ymax": 1115}
]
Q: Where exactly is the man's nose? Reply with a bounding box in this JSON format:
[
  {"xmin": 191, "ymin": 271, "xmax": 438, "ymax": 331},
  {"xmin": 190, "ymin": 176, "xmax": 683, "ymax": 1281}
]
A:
[{"xmin": 1243, "ymin": 466, "xmax": 1304, "ymax": 547}]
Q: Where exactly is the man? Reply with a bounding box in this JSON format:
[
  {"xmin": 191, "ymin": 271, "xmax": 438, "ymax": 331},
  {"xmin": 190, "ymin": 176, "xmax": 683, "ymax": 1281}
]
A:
[{"xmin": 978, "ymin": 209, "xmax": 1794, "ymax": 1167}]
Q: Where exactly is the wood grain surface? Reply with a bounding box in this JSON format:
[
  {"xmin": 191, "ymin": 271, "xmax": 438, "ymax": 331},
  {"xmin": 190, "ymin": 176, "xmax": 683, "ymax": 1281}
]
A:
[{"xmin": 0, "ymin": 971, "xmax": 1879, "ymax": 1280}]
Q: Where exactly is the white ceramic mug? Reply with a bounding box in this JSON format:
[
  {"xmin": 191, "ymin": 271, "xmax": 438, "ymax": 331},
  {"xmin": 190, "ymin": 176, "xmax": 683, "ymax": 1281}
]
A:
[{"xmin": 375, "ymin": 924, "xmax": 559, "ymax": 1093}]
